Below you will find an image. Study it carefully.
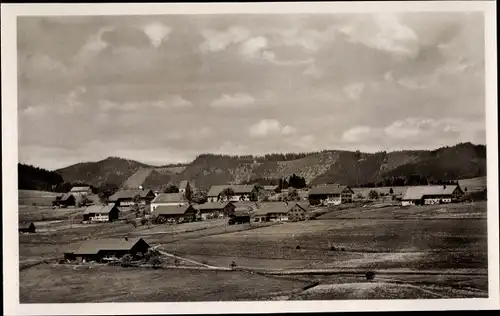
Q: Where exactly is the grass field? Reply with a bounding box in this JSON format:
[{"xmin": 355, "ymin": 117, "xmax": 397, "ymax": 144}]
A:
[
  {"xmin": 18, "ymin": 201, "xmax": 489, "ymax": 302},
  {"xmin": 18, "ymin": 190, "xmax": 60, "ymax": 206}
]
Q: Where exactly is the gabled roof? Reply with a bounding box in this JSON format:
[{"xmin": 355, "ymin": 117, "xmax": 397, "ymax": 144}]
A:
[
  {"xmin": 19, "ymin": 222, "xmax": 35, "ymax": 229},
  {"xmin": 178, "ymin": 181, "xmax": 189, "ymax": 190},
  {"xmin": 289, "ymin": 202, "xmax": 311, "ymax": 212},
  {"xmin": 57, "ymin": 193, "xmax": 74, "ymax": 201},
  {"xmin": 109, "ymin": 189, "xmax": 154, "ymax": 201},
  {"xmin": 253, "ymin": 203, "xmax": 288, "ymax": 215},
  {"xmin": 70, "ymin": 186, "xmax": 91, "ymax": 192},
  {"xmin": 154, "ymin": 205, "xmax": 195, "ymax": 216},
  {"xmin": 84, "ymin": 204, "xmax": 118, "ymax": 215},
  {"xmin": 197, "ymin": 202, "xmax": 234, "ymax": 211},
  {"xmin": 207, "ymin": 185, "xmax": 256, "ymax": 197},
  {"xmin": 151, "ymin": 193, "xmax": 186, "ymax": 204},
  {"xmin": 232, "ymin": 209, "xmax": 251, "ymax": 217},
  {"xmin": 402, "ymin": 185, "xmax": 461, "ymax": 200},
  {"xmin": 309, "ymin": 184, "xmax": 353, "ymax": 196},
  {"xmin": 73, "ymin": 237, "xmax": 147, "ymax": 255}
]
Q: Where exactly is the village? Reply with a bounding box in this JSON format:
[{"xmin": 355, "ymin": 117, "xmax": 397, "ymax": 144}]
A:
[{"xmin": 19, "ymin": 178, "xmax": 480, "ymax": 266}]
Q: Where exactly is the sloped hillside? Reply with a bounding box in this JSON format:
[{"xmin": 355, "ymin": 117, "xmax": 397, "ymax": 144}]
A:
[{"xmin": 121, "ymin": 167, "xmax": 153, "ymax": 189}]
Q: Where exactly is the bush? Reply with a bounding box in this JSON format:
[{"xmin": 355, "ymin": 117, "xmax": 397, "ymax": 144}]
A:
[
  {"xmin": 150, "ymin": 256, "xmax": 163, "ymax": 269},
  {"xmin": 368, "ymin": 190, "xmax": 379, "ymax": 200},
  {"xmin": 120, "ymin": 254, "xmax": 133, "ymax": 267},
  {"xmin": 140, "ymin": 217, "xmax": 148, "ymax": 226},
  {"xmin": 365, "ymin": 271, "xmax": 375, "ymax": 281}
]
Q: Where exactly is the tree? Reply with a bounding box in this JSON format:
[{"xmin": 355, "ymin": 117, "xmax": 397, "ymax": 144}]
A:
[
  {"xmin": 163, "ymin": 184, "xmax": 179, "ymax": 193},
  {"xmin": 287, "ymin": 188, "xmax": 300, "ymax": 201},
  {"xmin": 191, "ymin": 189, "xmax": 207, "ymax": 204},
  {"xmin": 368, "ymin": 190, "xmax": 379, "ymax": 200},
  {"xmin": 96, "ymin": 183, "xmax": 119, "ymax": 204},
  {"xmin": 219, "ymin": 188, "xmax": 235, "ymax": 201},
  {"xmin": 150, "ymin": 256, "xmax": 163, "ymax": 269},
  {"xmin": 120, "ymin": 254, "xmax": 133, "ymax": 267},
  {"xmin": 354, "ymin": 192, "xmax": 364, "ymax": 200},
  {"xmin": 140, "ymin": 217, "xmax": 148, "ymax": 226},
  {"xmin": 184, "ymin": 184, "xmax": 192, "ymax": 202},
  {"xmin": 389, "ymin": 188, "xmax": 394, "ymax": 194}
]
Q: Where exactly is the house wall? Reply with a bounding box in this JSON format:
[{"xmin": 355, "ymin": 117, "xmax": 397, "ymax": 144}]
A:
[
  {"xmin": 401, "ymin": 200, "xmax": 415, "ymax": 206},
  {"xmin": 151, "ymin": 202, "xmax": 187, "ymax": 211}
]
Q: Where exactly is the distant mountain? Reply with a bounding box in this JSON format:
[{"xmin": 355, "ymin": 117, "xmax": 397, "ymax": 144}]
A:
[{"xmin": 51, "ymin": 142, "xmax": 486, "ymax": 190}]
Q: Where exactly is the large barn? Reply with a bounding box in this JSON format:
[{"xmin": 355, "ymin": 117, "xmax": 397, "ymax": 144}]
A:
[
  {"xmin": 153, "ymin": 204, "xmax": 198, "ymax": 224},
  {"xmin": 108, "ymin": 189, "xmax": 156, "ymax": 207},
  {"xmin": 196, "ymin": 202, "xmax": 236, "ymax": 220},
  {"xmin": 401, "ymin": 185, "xmax": 464, "ymax": 206},
  {"xmin": 207, "ymin": 185, "xmax": 258, "ymax": 203},
  {"xmin": 252, "ymin": 203, "xmax": 289, "ymax": 222},
  {"xmin": 83, "ymin": 205, "xmax": 120, "ymax": 222},
  {"xmin": 287, "ymin": 202, "xmax": 313, "ymax": 221},
  {"xmin": 64, "ymin": 237, "xmax": 150, "ymax": 262},
  {"xmin": 52, "ymin": 193, "xmax": 76, "ymax": 208},
  {"xmin": 150, "ymin": 193, "xmax": 188, "ymax": 211},
  {"xmin": 308, "ymin": 184, "xmax": 354, "ymax": 206}
]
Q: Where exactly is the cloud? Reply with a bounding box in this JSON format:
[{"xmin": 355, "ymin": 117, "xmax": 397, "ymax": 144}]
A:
[
  {"xmin": 249, "ymin": 119, "xmax": 296, "ymax": 138},
  {"xmin": 75, "ymin": 27, "xmax": 114, "ymax": 62},
  {"xmin": 303, "ymin": 64, "xmax": 323, "ymax": 78},
  {"xmin": 210, "ymin": 93, "xmax": 255, "ymax": 109},
  {"xmin": 142, "ymin": 22, "xmax": 171, "ymax": 48},
  {"xmin": 343, "ymin": 82, "xmax": 365, "ymax": 99},
  {"xmin": 200, "ymin": 26, "xmax": 251, "ymax": 52},
  {"xmin": 239, "ymin": 36, "xmax": 275, "ymax": 62},
  {"xmin": 340, "ymin": 13, "xmax": 419, "ymax": 58},
  {"xmin": 99, "ymin": 95, "xmax": 193, "ymax": 112},
  {"xmin": 342, "ymin": 126, "xmax": 379, "ymax": 143}
]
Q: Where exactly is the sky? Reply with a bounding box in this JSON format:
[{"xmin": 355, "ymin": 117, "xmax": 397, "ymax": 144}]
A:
[{"xmin": 17, "ymin": 12, "xmax": 486, "ymax": 170}]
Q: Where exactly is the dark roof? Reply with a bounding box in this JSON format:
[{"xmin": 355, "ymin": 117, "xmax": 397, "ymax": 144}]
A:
[
  {"xmin": 109, "ymin": 189, "xmax": 154, "ymax": 201},
  {"xmin": 289, "ymin": 202, "xmax": 311, "ymax": 212},
  {"xmin": 402, "ymin": 185, "xmax": 461, "ymax": 200},
  {"xmin": 309, "ymin": 184, "xmax": 352, "ymax": 196},
  {"xmin": 73, "ymin": 237, "xmax": 147, "ymax": 255},
  {"xmin": 207, "ymin": 185, "xmax": 256, "ymax": 197},
  {"xmin": 151, "ymin": 193, "xmax": 186, "ymax": 204},
  {"xmin": 197, "ymin": 202, "xmax": 233, "ymax": 210},
  {"xmin": 84, "ymin": 205, "xmax": 118, "ymax": 215},
  {"xmin": 232, "ymin": 209, "xmax": 251, "ymax": 217},
  {"xmin": 56, "ymin": 193, "xmax": 74, "ymax": 201},
  {"xmin": 19, "ymin": 222, "xmax": 35, "ymax": 229},
  {"xmin": 253, "ymin": 203, "xmax": 288, "ymax": 215},
  {"xmin": 154, "ymin": 205, "xmax": 195, "ymax": 216}
]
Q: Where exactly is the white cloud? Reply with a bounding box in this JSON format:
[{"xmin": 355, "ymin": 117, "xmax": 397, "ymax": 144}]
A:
[
  {"xmin": 341, "ymin": 126, "xmax": 377, "ymax": 143},
  {"xmin": 210, "ymin": 93, "xmax": 255, "ymax": 109},
  {"xmin": 281, "ymin": 26, "xmax": 337, "ymax": 52},
  {"xmin": 75, "ymin": 27, "xmax": 114, "ymax": 62},
  {"xmin": 249, "ymin": 119, "xmax": 296, "ymax": 138},
  {"xmin": 304, "ymin": 64, "xmax": 323, "ymax": 78},
  {"xmin": 200, "ymin": 26, "xmax": 251, "ymax": 52},
  {"xmin": 343, "ymin": 82, "xmax": 365, "ymax": 99},
  {"xmin": 142, "ymin": 22, "xmax": 172, "ymax": 48},
  {"xmin": 293, "ymin": 134, "xmax": 316, "ymax": 149},
  {"xmin": 155, "ymin": 95, "xmax": 193, "ymax": 108},
  {"xmin": 100, "ymin": 95, "xmax": 192, "ymax": 112},
  {"xmin": 340, "ymin": 13, "xmax": 419, "ymax": 58},
  {"xmin": 239, "ymin": 36, "xmax": 276, "ymax": 62}
]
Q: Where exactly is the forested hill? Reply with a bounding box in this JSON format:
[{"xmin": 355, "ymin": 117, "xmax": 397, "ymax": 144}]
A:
[
  {"xmin": 48, "ymin": 142, "xmax": 486, "ymax": 190},
  {"xmin": 18, "ymin": 163, "xmax": 65, "ymax": 191}
]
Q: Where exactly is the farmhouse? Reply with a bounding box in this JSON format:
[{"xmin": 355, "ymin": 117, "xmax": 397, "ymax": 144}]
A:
[
  {"xmin": 153, "ymin": 204, "xmax": 197, "ymax": 224},
  {"xmin": 197, "ymin": 202, "xmax": 236, "ymax": 220},
  {"xmin": 253, "ymin": 203, "xmax": 288, "ymax": 222},
  {"xmin": 288, "ymin": 202, "xmax": 312, "ymax": 221},
  {"xmin": 52, "ymin": 193, "xmax": 76, "ymax": 208},
  {"xmin": 64, "ymin": 237, "xmax": 150, "ymax": 263},
  {"xmin": 309, "ymin": 184, "xmax": 354, "ymax": 206},
  {"xmin": 401, "ymin": 185, "xmax": 464, "ymax": 206},
  {"xmin": 228, "ymin": 209, "xmax": 251, "ymax": 225},
  {"xmin": 150, "ymin": 193, "xmax": 188, "ymax": 211},
  {"xmin": 108, "ymin": 189, "xmax": 156, "ymax": 207},
  {"xmin": 19, "ymin": 222, "xmax": 36, "ymax": 233},
  {"xmin": 83, "ymin": 205, "xmax": 120, "ymax": 222},
  {"xmin": 207, "ymin": 185, "xmax": 257, "ymax": 203},
  {"xmin": 70, "ymin": 186, "xmax": 92, "ymax": 196}
]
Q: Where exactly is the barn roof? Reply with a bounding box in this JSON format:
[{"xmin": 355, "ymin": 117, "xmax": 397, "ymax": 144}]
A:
[
  {"xmin": 73, "ymin": 237, "xmax": 147, "ymax": 255},
  {"xmin": 109, "ymin": 189, "xmax": 154, "ymax": 201},
  {"xmin": 197, "ymin": 202, "xmax": 233, "ymax": 210},
  {"xmin": 207, "ymin": 185, "xmax": 256, "ymax": 197},
  {"xmin": 84, "ymin": 204, "xmax": 118, "ymax": 215},
  {"xmin": 232, "ymin": 209, "xmax": 251, "ymax": 217},
  {"xmin": 253, "ymin": 203, "xmax": 288, "ymax": 215},
  {"xmin": 152, "ymin": 193, "xmax": 186, "ymax": 204},
  {"xmin": 56, "ymin": 193, "xmax": 74, "ymax": 201},
  {"xmin": 70, "ymin": 186, "xmax": 91, "ymax": 192},
  {"xmin": 19, "ymin": 222, "xmax": 35, "ymax": 229},
  {"xmin": 290, "ymin": 202, "xmax": 311, "ymax": 212},
  {"xmin": 401, "ymin": 185, "xmax": 461, "ymax": 200},
  {"xmin": 309, "ymin": 184, "xmax": 352, "ymax": 196},
  {"xmin": 154, "ymin": 205, "xmax": 195, "ymax": 216}
]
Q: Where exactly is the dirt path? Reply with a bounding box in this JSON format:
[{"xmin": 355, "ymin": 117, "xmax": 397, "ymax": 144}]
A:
[{"xmin": 154, "ymin": 246, "xmax": 231, "ymax": 270}]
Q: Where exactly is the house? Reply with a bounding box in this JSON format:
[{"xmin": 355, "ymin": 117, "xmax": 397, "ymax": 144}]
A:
[
  {"xmin": 233, "ymin": 201, "xmax": 258, "ymax": 212},
  {"xmin": 263, "ymin": 185, "xmax": 279, "ymax": 192},
  {"xmin": 19, "ymin": 222, "xmax": 36, "ymax": 233},
  {"xmin": 64, "ymin": 237, "xmax": 150, "ymax": 263},
  {"xmin": 401, "ymin": 185, "xmax": 464, "ymax": 206},
  {"xmin": 196, "ymin": 202, "xmax": 236, "ymax": 220},
  {"xmin": 83, "ymin": 205, "xmax": 120, "ymax": 222},
  {"xmin": 288, "ymin": 202, "xmax": 312, "ymax": 221},
  {"xmin": 108, "ymin": 189, "xmax": 156, "ymax": 207},
  {"xmin": 308, "ymin": 184, "xmax": 354, "ymax": 206},
  {"xmin": 153, "ymin": 204, "xmax": 198, "ymax": 224},
  {"xmin": 207, "ymin": 185, "xmax": 257, "ymax": 203},
  {"xmin": 70, "ymin": 186, "xmax": 92, "ymax": 196},
  {"xmin": 228, "ymin": 209, "xmax": 251, "ymax": 225},
  {"xmin": 252, "ymin": 203, "xmax": 288, "ymax": 222},
  {"xmin": 150, "ymin": 193, "xmax": 188, "ymax": 211},
  {"xmin": 52, "ymin": 193, "xmax": 76, "ymax": 208}
]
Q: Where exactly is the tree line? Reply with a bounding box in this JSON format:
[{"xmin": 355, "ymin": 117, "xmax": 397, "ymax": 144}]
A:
[{"xmin": 358, "ymin": 175, "xmax": 460, "ymax": 188}]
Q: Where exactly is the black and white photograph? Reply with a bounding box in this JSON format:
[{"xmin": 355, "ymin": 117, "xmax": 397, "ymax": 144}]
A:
[{"xmin": 1, "ymin": 1, "xmax": 498, "ymax": 314}]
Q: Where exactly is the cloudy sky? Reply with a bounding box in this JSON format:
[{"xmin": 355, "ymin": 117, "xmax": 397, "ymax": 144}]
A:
[{"xmin": 17, "ymin": 12, "xmax": 486, "ymax": 170}]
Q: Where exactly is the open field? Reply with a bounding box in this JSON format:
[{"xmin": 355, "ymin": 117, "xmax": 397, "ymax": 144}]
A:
[
  {"xmin": 458, "ymin": 176, "xmax": 487, "ymax": 193},
  {"xmin": 19, "ymin": 201, "xmax": 488, "ymax": 302},
  {"xmin": 18, "ymin": 190, "xmax": 60, "ymax": 206}
]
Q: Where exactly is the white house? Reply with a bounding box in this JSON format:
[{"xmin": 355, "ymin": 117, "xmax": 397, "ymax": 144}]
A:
[
  {"xmin": 401, "ymin": 185, "xmax": 464, "ymax": 206},
  {"xmin": 308, "ymin": 184, "xmax": 354, "ymax": 206},
  {"xmin": 206, "ymin": 185, "xmax": 257, "ymax": 203},
  {"xmin": 150, "ymin": 193, "xmax": 187, "ymax": 212}
]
